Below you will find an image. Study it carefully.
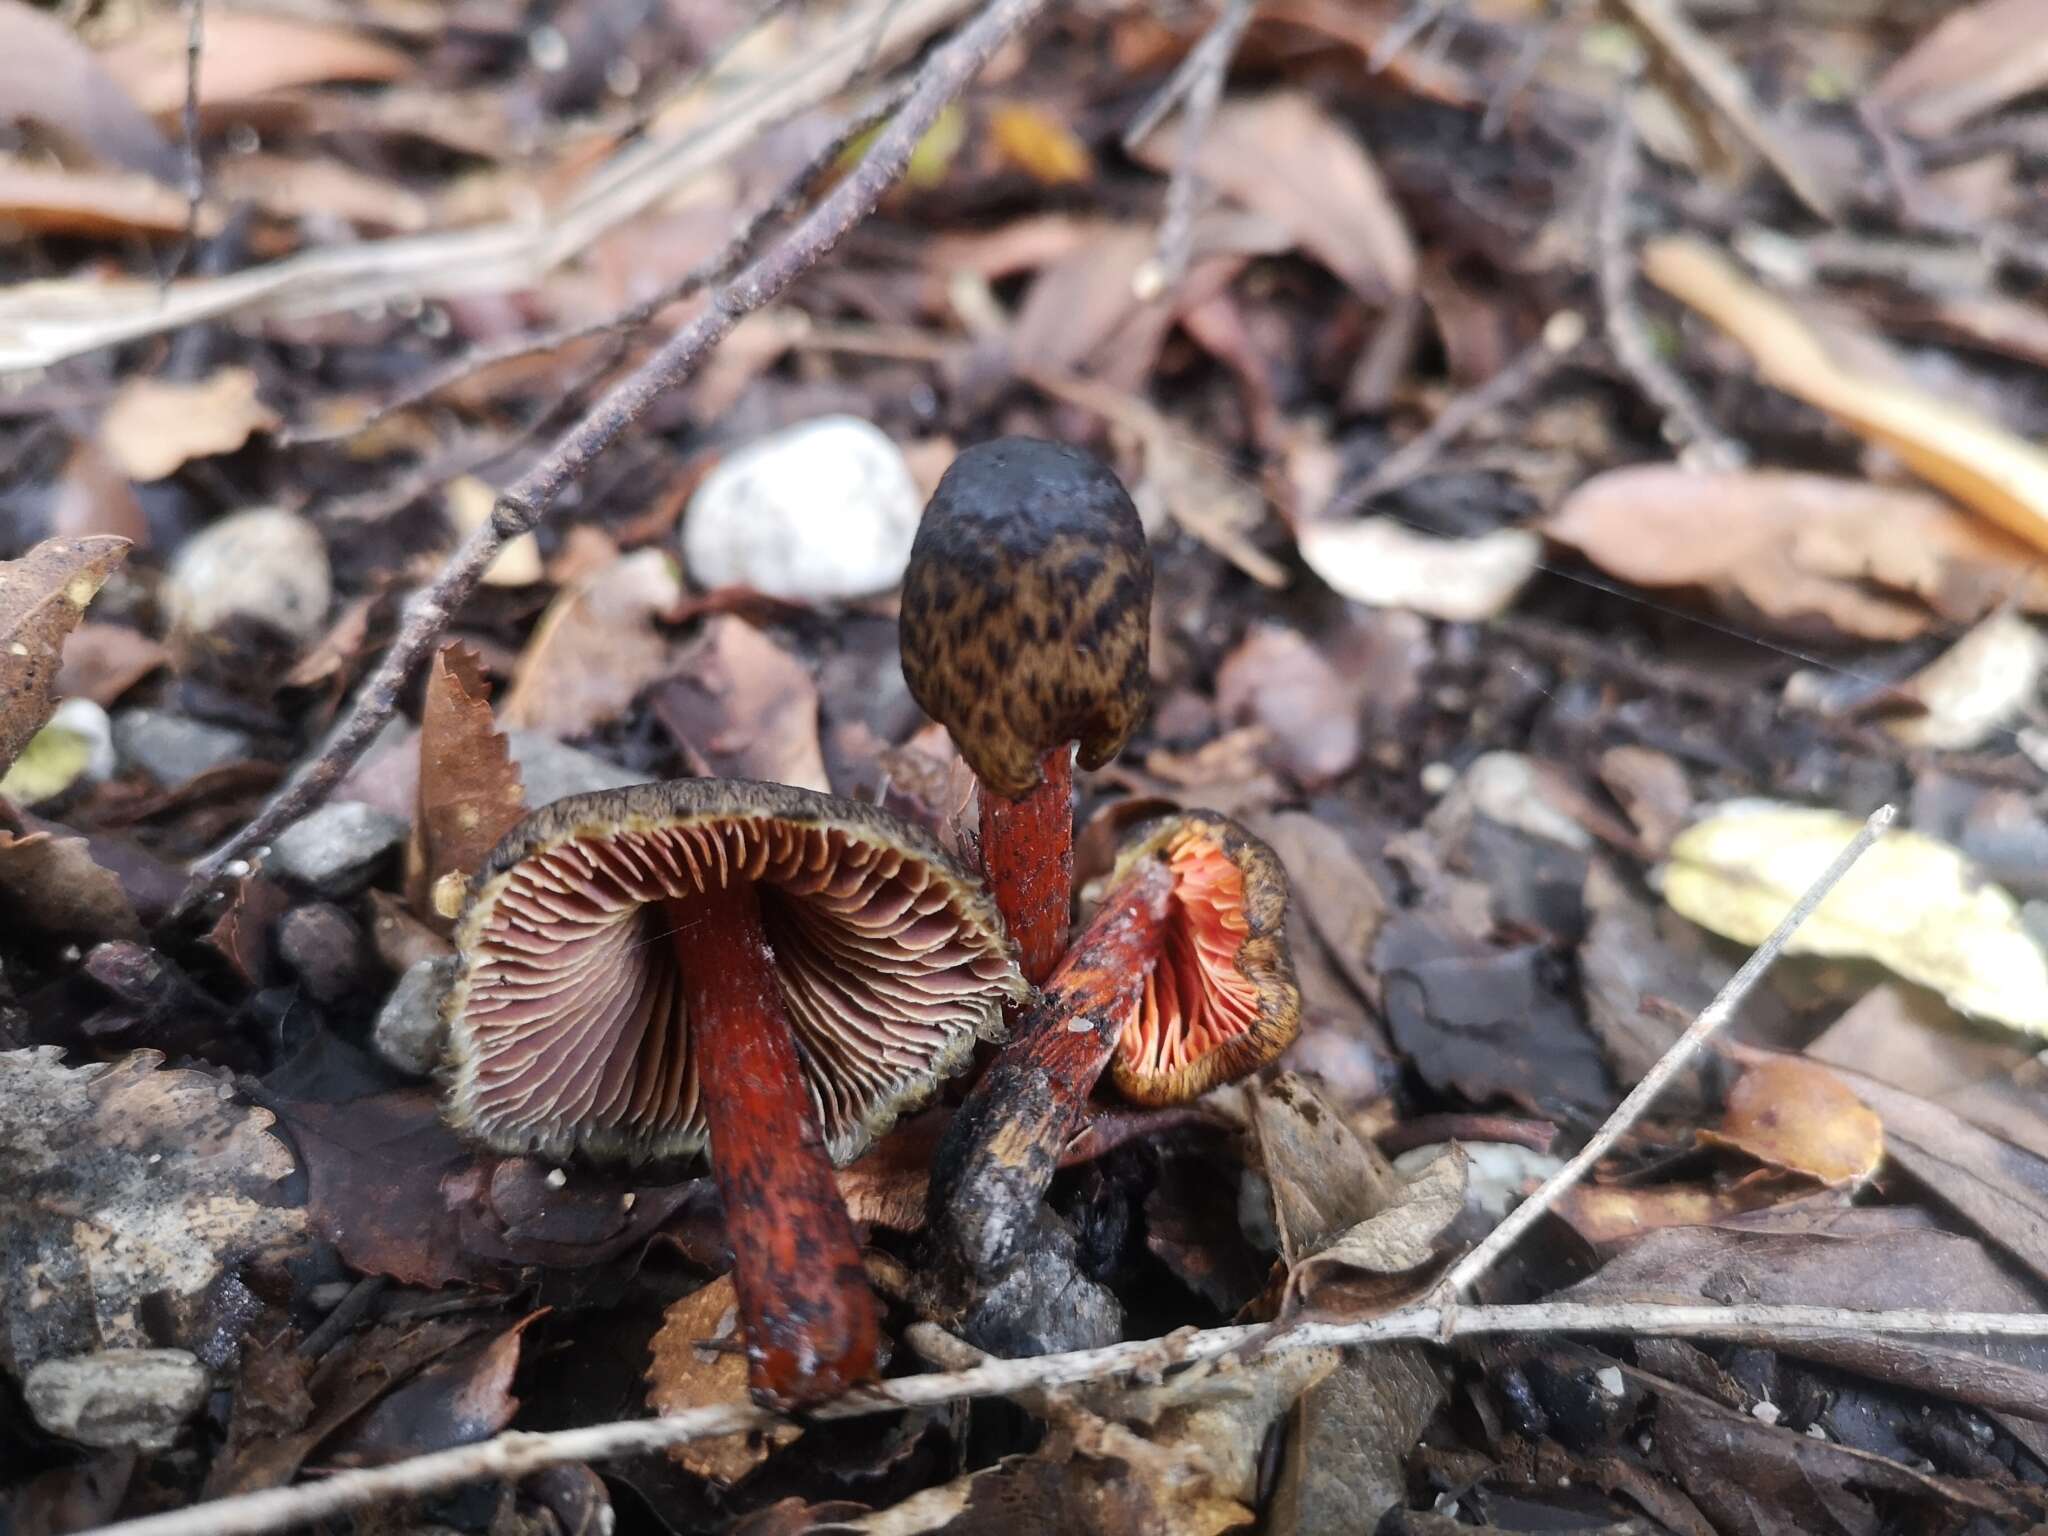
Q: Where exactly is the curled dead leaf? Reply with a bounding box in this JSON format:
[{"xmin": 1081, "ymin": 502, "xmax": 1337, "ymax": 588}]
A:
[
  {"xmin": 0, "ymin": 535, "xmax": 130, "ymax": 777},
  {"xmin": 407, "ymin": 644, "xmax": 526, "ymax": 931},
  {"xmin": 500, "ymin": 550, "xmax": 680, "ymax": 739}
]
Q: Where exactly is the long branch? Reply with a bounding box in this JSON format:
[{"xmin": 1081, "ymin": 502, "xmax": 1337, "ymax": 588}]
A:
[
  {"xmin": 91, "ymin": 1299, "xmax": 2048, "ymax": 1536},
  {"xmin": 181, "ymin": 0, "xmax": 1051, "ymax": 901}
]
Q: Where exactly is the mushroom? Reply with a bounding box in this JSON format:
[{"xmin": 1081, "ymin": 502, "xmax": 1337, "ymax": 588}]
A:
[
  {"xmin": 932, "ymin": 809, "xmax": 1300, "ymax": 1282},
  {"xmin": 441, "ymin": 779, "xmax": 1026, "ymax": 1404},
  {"xmin": 899, "ymin": 437, "xmax": 1151, "ymax": 985}
]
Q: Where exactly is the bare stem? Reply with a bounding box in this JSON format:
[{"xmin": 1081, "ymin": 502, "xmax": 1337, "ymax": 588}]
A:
[{"xmin": 180, "ymin": 0, "xmax": 1053, "ymax": 906}]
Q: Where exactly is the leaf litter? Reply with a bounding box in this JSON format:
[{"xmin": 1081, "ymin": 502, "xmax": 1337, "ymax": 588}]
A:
[{"xmin": 10, "ymin": 1, "xmax": 2048, "ymax": 1531}]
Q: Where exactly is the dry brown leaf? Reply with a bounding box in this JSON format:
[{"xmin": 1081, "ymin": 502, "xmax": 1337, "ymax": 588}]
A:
[
  {"xmin": 49, "ymin": 441, "xmax": 148, "ymax": 545},
  {"xmin": 0, "ymin": 0, "xmax": 178, "ymax": 180},
  {"xmin": 98, "ymin": 368, "xmax": 279, "ymax": 482},
  {"xmin": 0, "ymin": 829, "xmax": 143, "ymax": 942},
  {"xmin": 646, "ymin": 1276, "xmax": 801, "ymax": 1483},
  {"xmin": 1130, "ymin": 90, "xmax": 1416, "ymax": 302},
  {"xmin": 1214, "ymin": 624, "xmax": 1363, "ymax": 787},
  {"xmin": 0, "ymin": 535, "xmax": 129, "ymax": 777},
  {"xmin": 651, "ymin": 616, "xmax": 830, "ymax": 793},
  {"xmin": 1643, "ymin": 237, "xmax": 2048, "ymax": 555},
  {"xmin": 100, "ymin": 12, "xmax": 413, "ymax": 117},
  {"xmin": 1699, "ymin": 1058, "xmax": 1883, "ymax": 1187},
  {"xmin": 500, "ymin": 550, "xmax": 680, "ymax": 738},
  {"xmin": 0, "ymin": 1047, "xmax": 307, "ymax": 1376},
  {"xmin": 408, "ymin": 644, "xmax": 526, "ymax": 929},
  {"xmin": 1546, "ymin": 465, "xmax": 2048, "ymax": 642},
  {"xmin": 986, "ymin": 102, "xmax": 1093, "ymax": 184},
  {"xmin": 1870, "ymin": 0, "xmax": 2048, "ymax": 138},
  {"xmin": 1553, "ymin": 1179, "xmax": 1788, "ymax": 1247},
  {"xmin": 0, "ymin": 159, "xmax": 216, "ymax": 239}
]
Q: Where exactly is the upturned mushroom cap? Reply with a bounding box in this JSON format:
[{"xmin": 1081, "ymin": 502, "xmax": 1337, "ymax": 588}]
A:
[
  {"xmin": 442, "ymin": 779, "xmax": 1028, "ymax": 1164},
  {"xmin": 1104, "ymin": 811, "xmax": 1299, "ymax": 1105},
  {"xmin": 899, "ymin": 438, "xmax": 1152, "ymax": 800}
]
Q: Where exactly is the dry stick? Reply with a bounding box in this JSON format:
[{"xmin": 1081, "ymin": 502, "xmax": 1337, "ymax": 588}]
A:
[
  {"xmin": 1595, "ymin": 106, "xmax": 1745, "ymax": 471},
  {"xmin": 171, "ymin": 0, "xmax": 204, "ymax": 281},
  {"xmin": 1132, "ymin": 0, "xmax": 1258, "ymax": 292},
  {"xmin": 90, "ymin": 1298, "xmax": 2048, "ymax": 1536},
  {"xmin": 289, "ymin": 80, "xmax": 915, "ymax": 448},
  {"xmin": 1436, "ymin": 802, "xmax": 1896, "ymax": 1303},
  {"xmin": 178, "ymin": 0, "xmax": 1052, "ymax": 904}
]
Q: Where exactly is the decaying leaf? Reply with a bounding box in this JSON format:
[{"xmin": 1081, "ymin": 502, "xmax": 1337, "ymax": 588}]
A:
[
  {"xmin": 408, "ymin": 644, "xmax": 526, "ymax": 928},
  {"xmin": 1299, "ymin": 517, "xmax": 1537, "ymax": 622},
  {"xmin": 500, "ymin": 549, "xmax": 681, "ymax": 738},
  {"xmin": 1130, "ymin": 90, "xmax": 1416, "ymax": 301},
  {"xmin": 1214, "ymin": 623, "xmax": 1363, "ymax": 787},
  {"xmin": 56, "ymin": 622, "xmax": 168, "ymax": 707},
  {"xmin": 0, "ymin": 535, "xmax": 130, "ymax": 777},
  {"xmin": 323, "ymin": 1314, "xmax": 538, "ymax": 1468},
  {"xmin": 0, "ymin": 160, "xmax": 214, "ymax": 239},
  {"xmin": 98, "ymin": 368, "xmax": 279, "ymax": 482},
  {"xmin": 1698, "ymin": 1058, "xmax": 1883, "ymax": 1187},
  {"xmin": 1644, "ymin": 237, "xmax": 2048, "ymax": 556},
  {"xmin": 1554, "ymin": 1179, "xmax": 1789, "ymax": 1247},
  {"xmin": 0, "ymin": 828, "xmax": 143, "ymax": 942},
  {"xmin": 651, "ymin": 616, "xmax": 831, "ymax": 793},
  {"xmin": 1546, "ymin": 465, "xmax": 2048, "ymax": 642},
  {"xmin": 1663, "ymin": 801, "xmax": 2048, "ymax": 1035},
  {"xmin": 0, "ymin": 1048, "xmax": 306, "ymax": 1376},
  {"xmin": 647, "ymin": 1276, "xmax": 802, "ymax": 1483}
]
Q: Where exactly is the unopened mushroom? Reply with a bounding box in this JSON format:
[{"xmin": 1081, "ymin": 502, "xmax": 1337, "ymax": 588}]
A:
[
  {"xmin": 442, "ymin": 779, "xmax": 1026, "ymax": 1404},
  {"xmin": 932, "ymin": 809, "xmax": 1300, "ymax": 1279},
  {"xmin": 899, "ymin": 437, "xmax": 1151, "ymax": 985}
]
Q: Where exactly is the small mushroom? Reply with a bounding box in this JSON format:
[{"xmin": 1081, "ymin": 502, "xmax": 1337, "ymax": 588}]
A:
[
  {"xmin": 931, "ymin": 809, "xmax": 1300, "ymax": 1285},
  {"xmin": 899, "ymin": 437, "xmax": 1151, "ymax": 984},
  {"xmin": 442, "ymin": 779, "xmax": 1026, "ymax": 1404}
]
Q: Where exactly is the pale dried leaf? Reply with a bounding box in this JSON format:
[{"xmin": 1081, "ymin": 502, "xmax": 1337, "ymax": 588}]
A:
[
  {"xmin": 0, "ymin": 159, "xmax": 212, "ymax": 238},
  {"xmin": 653, "ymin": 616, "xmax": 830, "ymax": 793},
  {"xmin": 1644, "ymin": 238, "xmax": 2048, "ymax": 556},
  {"xmin": 1870, "ymin": 0, "xmax": 2048, "ymax": 138},
  {"xmin": 1131, "ymin": 90, "xmax": 1416, "ymax": 301},
  {"xmin": 0, "ymin": 534, "xmax": 129, "ymax": 776},
  {"xmin": 646, "ymin": 1276, "xmax": 800, "ymax": 1483},
  {"xmin": 446, "ymin": 476, "xmax": 541, "ymax": 588},
  {"xmin": 100, "ymin": 12, "xmax": 413, "ymax": 116},
  {"xmin": 98, "ymin": 369, "xmax": 279, "ymax": 482},
  {"xmin": 1292, "ymin": 1144, "xmax": 1467, "ymax": 1295},
  {"xmin": 1300, "ymin": 517, "xmax": 1537, "ymax": 621},
  {"xmin": 0, "ymin": 1047, "xmax": 307, "ymax": 1375},
  {"xmin": 1883, "ymin": 609, "xmax": 2047, "ymax": 750},
  {"xmin": 1664, "ymin": 801, "xmax": 2048, "ymax": 1035}
]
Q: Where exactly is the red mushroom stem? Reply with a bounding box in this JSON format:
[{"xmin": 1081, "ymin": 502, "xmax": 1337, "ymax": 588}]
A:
[
  {"xmin": 664, "ymin": 879, "xmax": 881, "ymax": 1407},
  {"xmin": 929, "ymin": 856, "xmax": 1172, "ymax": 1277},
  {"xmin": 977, "ymin": 746, "xmax": 1073, "ymax": 988}
]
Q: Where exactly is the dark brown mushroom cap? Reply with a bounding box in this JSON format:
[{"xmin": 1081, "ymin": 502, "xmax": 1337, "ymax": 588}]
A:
[
  {"xmin": 899, "ymin": 438, "xmax": 1151, "ymax": 800},
  {"xmin": 442, "ymin": 779, "xmax": 1028, "ymax": 1165},
  {"xmin": 1104, "ymin": 810, "xmax": 1299, "ymax": 1105}
]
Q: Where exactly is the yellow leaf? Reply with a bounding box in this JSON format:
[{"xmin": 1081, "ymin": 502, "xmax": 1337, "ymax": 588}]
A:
[
  {"xmin": 1664, "ymin": 801, "xmax": 2048, "ymax": 1036},
  {"xmin": 988, "ymin": 102, "xmax": 1094, "ymax": 184}
]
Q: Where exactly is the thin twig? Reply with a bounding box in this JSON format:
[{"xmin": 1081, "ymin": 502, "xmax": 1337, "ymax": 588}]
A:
[
  {"xmin": 1133, "ymin": 0, "xmax": 1257, "ymax": 293},
  {"xmin": 90, "ymin": 1294, "xmax": 2048, "ymax": 1536},
  {"xmin": 178, "ymin": 0, "xmax": 1052, "ymax": 905},
  {"xmin": 289, "ymin": 80, "xmax": 914, "ymax": 447},
  {"xmin": 170, "ymin": 0, "xmax": 205, "ymax": 282},
  {"xmin": 1321, "ymin": 310, "xmax": 1585, "ymax": 522},
  {"xmin": 1436, "ymin": 803, "xmax": 1896, "ymax": 1302},
  {"xmin": 1369, "ymin": 0, "xmax": 1455, "ymax": 72},
  {"xmin": 1595, "ymin": 106, "xmax": 1744, "ymax": 470}
]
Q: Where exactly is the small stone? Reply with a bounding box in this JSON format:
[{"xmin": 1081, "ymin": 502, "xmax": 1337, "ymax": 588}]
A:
[
  {"xmin": 164, "ymin": 508, "xmax": 332, "ymax": 646},
  {"xmin": 1751, "ymin": 1399, "xmax": 1781, "ymax": 1425},
  {"xmin": 507, "ymin": 731, "xmax": 651, "ymax": 808},
  {"xmin": 268, "ymin": 802, "xmax": 408, "ymax": 897},
  {"xmin": 682, "ymin": 416, "xmax": 921, "ymax": 601},
  {"xmin": 374, "ymin": 957, "xmax": 453, "ymax": 1077},
  {"xmin": 25, "ymin": 1348, "xmax": 208, "ymax": 1450},
  {"xmin": 962, "ymin": 1216, "xmax": 1122, "ymax": 1357},
  {"xmin": 276, "ymin": 903, "xmax": 370, "ymax": 1005},
  {"xmin": 112, "ymin": 707, "xmax": 253, "ymax": 785}
]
